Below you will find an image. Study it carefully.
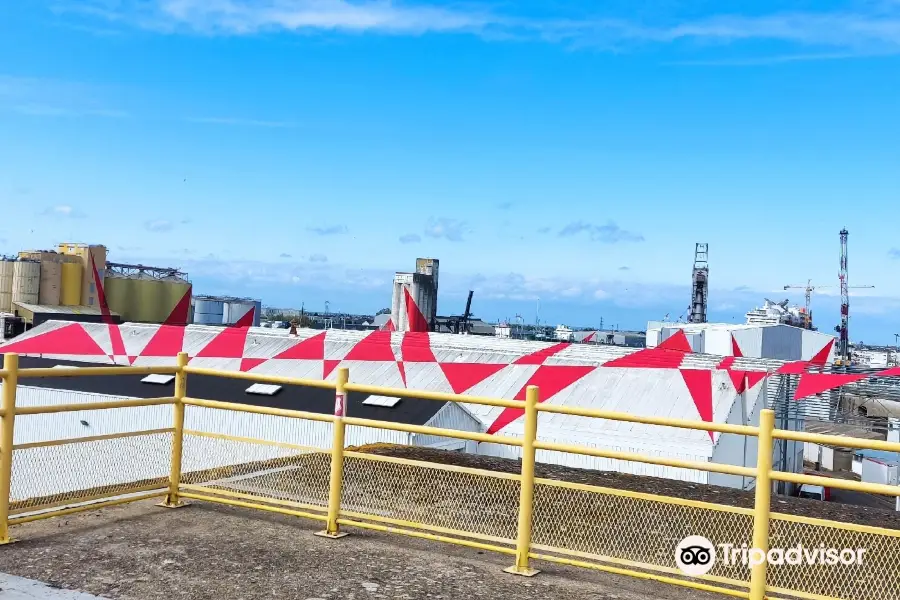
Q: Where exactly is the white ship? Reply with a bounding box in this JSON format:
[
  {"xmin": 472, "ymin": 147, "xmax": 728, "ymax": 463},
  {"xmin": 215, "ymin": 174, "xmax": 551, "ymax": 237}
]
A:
[{"xmin": 745, "ymin": 298, "xmax": 813, "ymax": 329}]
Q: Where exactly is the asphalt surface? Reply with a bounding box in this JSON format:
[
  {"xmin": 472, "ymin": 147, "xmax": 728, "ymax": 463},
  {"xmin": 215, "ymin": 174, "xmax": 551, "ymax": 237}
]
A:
[{"xmin": 0, "ymin": 500, "xmax": 722, "ymax": 600}]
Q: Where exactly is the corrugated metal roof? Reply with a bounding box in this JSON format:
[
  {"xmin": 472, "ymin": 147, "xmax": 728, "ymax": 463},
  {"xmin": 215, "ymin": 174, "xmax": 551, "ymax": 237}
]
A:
[{"xmin": 12, "ymin": 303, "xmax": 121, "ymax": 317}]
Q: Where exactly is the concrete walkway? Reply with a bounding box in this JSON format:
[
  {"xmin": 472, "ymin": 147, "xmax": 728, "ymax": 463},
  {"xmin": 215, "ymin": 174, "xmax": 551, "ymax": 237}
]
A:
[{"xmin": 0, "ymin": 574, "xmax": 106, "ymax": 599}]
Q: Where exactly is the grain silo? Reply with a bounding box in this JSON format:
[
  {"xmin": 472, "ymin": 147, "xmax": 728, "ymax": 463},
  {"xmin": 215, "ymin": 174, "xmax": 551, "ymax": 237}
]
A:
[
  {"xmin": 60, "ymin": 260, "xmax": 83, "ymax": 306},
  {"xmin": 103, "ymin": 262, "xmax": 191, "ymax": 324},
  {"xmin": 193, "ymin": 296, "xmax": 225, "ymax": 325},
  {"xmin": 19, "ymin": 251, "xmax": 63, "ymax": 306},
  {"xmin": 57, "ymin": 243, "xmax": 107, "ymax": 307},
  {"xmin": 12, "ymin": 259, "xmax": 40, "ymax": 306},
  {"xmin": 0, "ymin": 258, "xmax": 15, "ymax": 313},
  {"xmin": 222, "ymin": 297, "xmax": 261, "ymax": 326}
]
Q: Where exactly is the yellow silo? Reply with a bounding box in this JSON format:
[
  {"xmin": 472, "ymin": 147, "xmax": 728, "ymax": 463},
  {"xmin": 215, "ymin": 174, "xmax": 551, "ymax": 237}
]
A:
[
  {"xmin": 104, "ymin": 275, "xmax": 141, "ymax": 322},
  {"xmin": 60, "ymin": 259, "xmax": 83, "ymax": 306}
]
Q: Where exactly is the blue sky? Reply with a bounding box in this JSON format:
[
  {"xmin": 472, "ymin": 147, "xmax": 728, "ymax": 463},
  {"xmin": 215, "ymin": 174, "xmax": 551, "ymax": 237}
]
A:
[{"xmin": 1, "ymin": 1, "xmax": 899, "ymax": 342}]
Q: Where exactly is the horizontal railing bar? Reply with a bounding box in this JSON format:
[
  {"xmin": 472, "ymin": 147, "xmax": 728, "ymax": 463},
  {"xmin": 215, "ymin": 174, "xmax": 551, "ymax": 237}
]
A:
[
  {"xmin": 179, "ymin": 491, "xmax": 328, "ymax": 522},
  {"xmin": 10, "ymin": 483, "xmax": 167, "ymax": 516},
  {"xmin": 18, "ymin": 366, "xmax": 179, "ymax": 378},
  {"xmin": 337, "ymin": 517, "xmax": 518, "ymax": 556},
  {"xmin": 344, "ymin": 382, "xmax": 526, "ymax": 409},
  {"xmin": 529, "ymin": 552, "xmax": 749, "ymax": 599},
  {"xmin": 772, "ymin": 429, "xmax": 900, "ymax": 453},
  {"xmin": 8, "ymin": 491, "xmax": 166, "ymax": 525},
  {"xmin": 13, "ymin": 428, "xmax": 174, "ymax": 450},
  {"xmin": 179, "ymin": 484, "xmax": 328, "ymax": 514},
  {"xmin": 182, "ymin": 397, "xmax": 336, "ymax": 423},
  {"xmin": 535, "ymin": 440, "xmax": 757, "ymax": 477},
  {"xmin": 341, "ymin": 416, "xmax": 524, "ymax": 447},
  {"xmin": 343, "ymin": 450, "xmax": 523, "ymax": 482},
  {"xmin": 183, "ymin": 429, "xmax": 326, "ymax": 453},
  {"xmin": 15, "ymin": 397, "xmax": 176, "ymax": 415},
  {"xmin": 533, "ymin": 476, "xmax": 755, "ymax": 516},
  {"xmin": 769, "ymin": 470, "xmax": 900, "ymax": 496},
  {"xmin": 184, "ymin": 367, "xmax": 337, "ymax": 390},
  {"xmin": 339, "ymin": 508, "xmax": 516, "ymax": 546},
  {"xmin": 0, "ymin": 369, "xmax": 7, "ymax": 378},
  {"xmin": 537, "ymin": 403, "xmax": 760, "ymax": 437}
]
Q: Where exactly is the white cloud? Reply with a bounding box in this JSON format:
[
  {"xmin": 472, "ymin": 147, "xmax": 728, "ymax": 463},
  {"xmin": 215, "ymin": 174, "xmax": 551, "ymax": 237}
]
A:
[
  {"xmin": 42, "ymin": 204, "xmax": 86, "ymax": 218},
  {"xmin": 558, "ymin": 220, "xmax": 644, "ymax": 243},
  {"xmin": 145, "ymin": 219, "xmax": 175, "ymax": 232},
  {"xmin": 309, "ymin": 253, "xmax": 328, "ymax": 263},
  {"xmin": 52, "ymin": 1, "xmax": 900, "ymax": 57},
  {"xmin": 399, "ymin": 233, "xmax": 421, "ymax": 244},
  {"xmin": 424, "ymin": 217, "xmax": 469, "ymax": 242}
]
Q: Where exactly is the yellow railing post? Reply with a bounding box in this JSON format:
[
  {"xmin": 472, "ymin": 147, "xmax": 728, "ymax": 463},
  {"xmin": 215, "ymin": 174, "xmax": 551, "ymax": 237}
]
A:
[
  {"xmin": 160, "ymin": 352, "xmax": 189, "ymax": 508},
  {"xmin": 749, "ymin": 408, "xmax": 775, "ymax": 600},
  {"xmin": 0, "ymin": 353, "xmax": 19, "ymax": 544},
  {"xmin": 505, "ymin": 384, "xmax": 540, "ymax": 576},
  {"xmin": 317, "ymin": 366, "xmax": 349, "ymax": 539}
]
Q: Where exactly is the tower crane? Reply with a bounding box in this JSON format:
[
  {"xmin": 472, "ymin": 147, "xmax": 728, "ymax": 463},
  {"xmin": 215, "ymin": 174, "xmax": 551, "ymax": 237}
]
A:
[
  {"xmin": 783, "ymin": 280, "xmax": 831, "ymax": 329},
  {"xmin": 784, "ymin": 279, "xmax": 873, "ymax": 331}
]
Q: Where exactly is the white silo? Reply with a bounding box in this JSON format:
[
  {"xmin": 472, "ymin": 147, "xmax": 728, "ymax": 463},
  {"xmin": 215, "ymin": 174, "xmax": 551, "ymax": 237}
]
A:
[
  {"xmin": 0, "ymin": 258, "xmax": 15, "ymax": 313},
  {"xmin": 12, "ymin": 259, "xmax": 41, "ymax": 306}
]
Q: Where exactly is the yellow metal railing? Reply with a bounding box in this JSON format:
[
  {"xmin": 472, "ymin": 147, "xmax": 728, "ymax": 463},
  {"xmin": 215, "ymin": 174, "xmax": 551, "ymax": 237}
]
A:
[{"xmin": 3, "ymin": 350, "xmax": 900, "ymax": 600}]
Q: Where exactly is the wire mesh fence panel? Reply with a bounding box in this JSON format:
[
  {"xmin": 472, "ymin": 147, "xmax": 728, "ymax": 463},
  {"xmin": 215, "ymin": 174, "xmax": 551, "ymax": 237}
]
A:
[
  {"xmin": 10, "ymin": 431, "xmax": 172, "ymax": 513},
  {"xmin": 341, "ymin": 454, "xmax": 521, "ymax": 542},
  {"xmin": 181, "ymin": 433, "xmax": 332, "ymax": 508},
  {"xmin": 767, "ymin": 516, "xmax": 900, "ymax": 600},
  {"xmin": 531, "ymin": 480, "xmax": 754, "ymax": 585},
  {"xmin": 180, "ymin": 405, "xmax": 338, "ymax": 508}
]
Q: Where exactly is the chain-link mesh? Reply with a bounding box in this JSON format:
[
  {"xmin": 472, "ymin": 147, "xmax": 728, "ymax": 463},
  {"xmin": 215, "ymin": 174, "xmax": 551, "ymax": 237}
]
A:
[
  {"xmin": 767, "ymin": 516, "xmax": 900, "ymax": 600},
  {"xmin": 180, "ymin": 406, "xmax": 336, "ymax": 508},
  {"xmin": 181, "ymin": 433, "xmax": 332, "ymax": 508},
  {"xmin": 10, "ymin": 432, "xmax": 172, "ymax": 513},
  {"xmin": 531, "ymin": 480, "xmax": 753, "ymax": 584},
  {"xmin": 341, "ymin": 454, "xmax": 521, "ymax": 542}
]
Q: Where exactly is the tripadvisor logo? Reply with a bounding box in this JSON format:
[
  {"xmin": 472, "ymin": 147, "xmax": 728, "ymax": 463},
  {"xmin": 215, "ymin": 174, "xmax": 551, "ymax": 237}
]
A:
[{"xmin": 675, "ymin": 536, "xmax": 867, "ymax": 577}]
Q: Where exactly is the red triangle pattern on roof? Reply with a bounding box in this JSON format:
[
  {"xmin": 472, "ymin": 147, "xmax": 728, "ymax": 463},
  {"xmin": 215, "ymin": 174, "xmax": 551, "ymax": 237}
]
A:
[
  {"xmin": 680, "ymin": 369, "xmax": 715, "ymax": 440},
  {"xmin": 603, "ymin": 347, "xmax": 687, "ymax": 369},
  {"xmin": 658, "ymin": 330, "xmax": 693, "ymax": 353},
  {"xmin": 108, "ymin": 324, "xmax": 126, "ymax": 362},
  {"xmin": 141, "ymin": 325, "xmax": 187, "ymax": 357},
  {"xmin": 794, "ymin": 373, "xmax": 867, "ymax": 400},
  {"xmin": 486, "ymin": 365, "xmax": 595, "ymax": 434},
  {"xmin": 809, "ymin": 339, "xmax": 835, "ymax": 367},
  {"xmin": 343, "ymin": 330, "xmax": 395, "ymax": 362},
  {"xmin": 240, "ymin": 358, "xmax": 267, "ymax": 372},
  {"xmin": 397, "ymin": 361, "xmax": 407, "ymax": 387},
  {"xmin": 0, "ymin": 323, "xmax": 107, "ymax": 357},
  {"xmin": 514, "ymin": 342, "xmax": 571, "ymax": 365},
  {"xmin": 731, "ymin": 335, "xmax": 744, "ymax": 358},
  {"xmin": 879, "ymin": 366, "xmax": 900, "ymax": 377},
  {"xmin": 401, "ymin": 332, "xmax": 436, "ymax": 363},
  {"xmin": 727, "ymin": 370, "xmax": 768, "ymax": 394},
  {"xmin": 274, "ymin": 331, "xmax": 326, "ymax": 360},
  {"xmin": 195, "ymin": 327, "xmax": 250, "ymax": 359},
  {"xmin": 439, "ymin": 363, "xmax": 507, "ymax": 395},
  {"xmin": 90, "ymin": 255, "xmax": 115, "ymax": 326},
  {"xmin": 234, "ymin": 308, "xmax": 255, "ymax": 328},
  {"xmin": 777, "ymin": 361, "xmax": 808, "ymax": 375},
  {"xmin": 324, "ymin": 359, "xmax": 340, "ymax": 379}
]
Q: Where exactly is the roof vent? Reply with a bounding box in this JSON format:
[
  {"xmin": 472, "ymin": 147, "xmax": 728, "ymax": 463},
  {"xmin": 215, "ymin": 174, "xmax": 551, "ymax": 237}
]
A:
[
  {"xmin": 362, "ymin": 396, "xmax": 401, "ymax": 408},
  {"xmin": 246, "ymin": 383, "xmax": 282, "ymax": 396},
  {"xmin": 142, "ymin": 374, "xmax": 175, "ymax": 384}
]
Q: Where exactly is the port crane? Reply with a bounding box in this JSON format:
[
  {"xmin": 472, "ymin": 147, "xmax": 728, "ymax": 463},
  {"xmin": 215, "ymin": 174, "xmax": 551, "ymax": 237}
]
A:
[{"xmin": 783, "ymin": 279, "xmax": 874, "ymax": 330}]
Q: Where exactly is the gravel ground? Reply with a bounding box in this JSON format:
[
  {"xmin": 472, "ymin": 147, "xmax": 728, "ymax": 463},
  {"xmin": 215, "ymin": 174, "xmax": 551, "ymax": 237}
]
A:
[
  {"xmin": 0, "ymin": 500, "xmax": 722, "ymax": 600},
  {"xmin": 359, "ymin": 446, "xmax": 900, "ymax": 530}
]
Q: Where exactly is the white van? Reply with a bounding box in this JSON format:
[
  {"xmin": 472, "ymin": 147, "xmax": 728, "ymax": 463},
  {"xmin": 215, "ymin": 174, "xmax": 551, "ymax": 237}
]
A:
[{"xmin": 798, "ymin": 484, "xmax": 825, "ymax": 501}]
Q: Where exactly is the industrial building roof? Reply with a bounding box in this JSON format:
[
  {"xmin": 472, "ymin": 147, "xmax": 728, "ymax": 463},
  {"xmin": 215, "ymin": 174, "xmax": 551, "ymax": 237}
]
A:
[
  {"xmin": 12, "ymin": 303, "xmax": 121, "ymax": 317},
  {"xmin": 3, "ymin": 320, "xmax": 892, "ymax": 452},
  {"xmin": 10, "ymin": 355, "xmax": 447, "ymax": 427}
]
